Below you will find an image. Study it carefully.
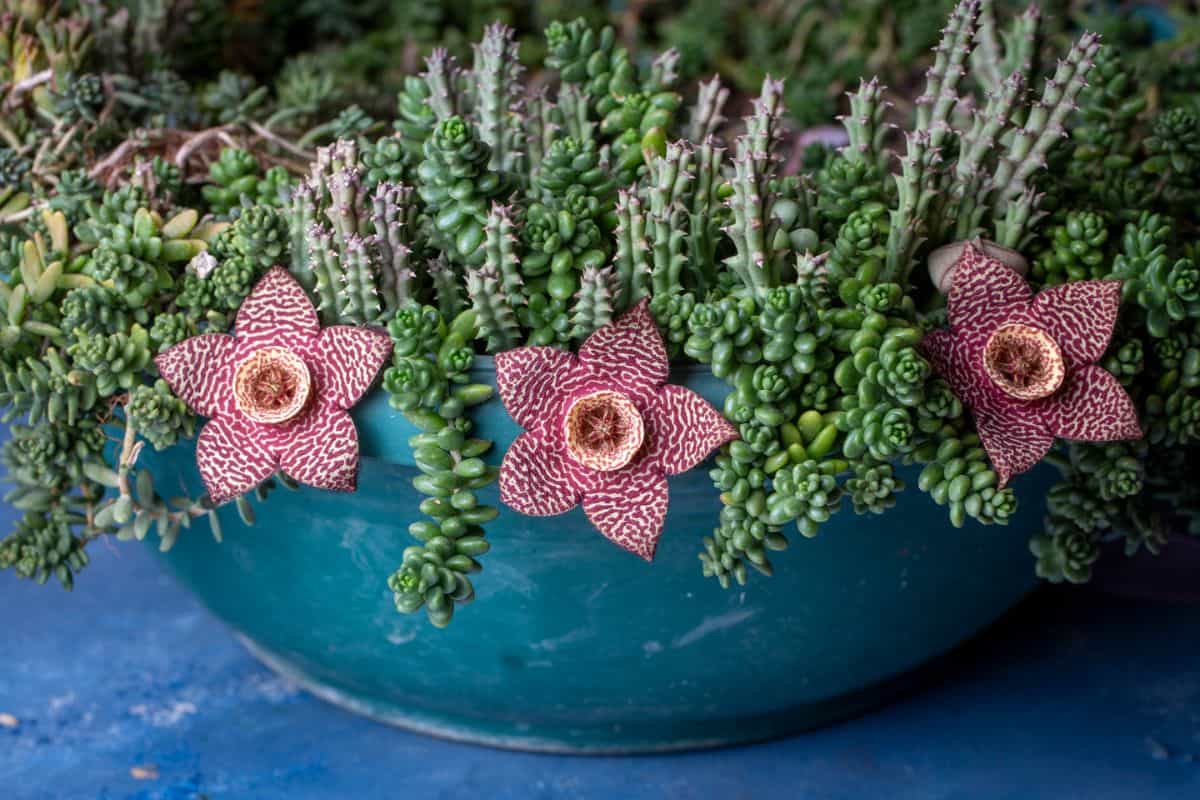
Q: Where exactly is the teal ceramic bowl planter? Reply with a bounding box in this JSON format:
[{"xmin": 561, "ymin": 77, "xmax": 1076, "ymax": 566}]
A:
[{"xmin": 143, "ymin": 358, "xmax": 1052, "ymax": 753}]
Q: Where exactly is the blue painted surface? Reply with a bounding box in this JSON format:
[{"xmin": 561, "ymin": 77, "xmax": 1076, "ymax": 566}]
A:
[
  {"xmin": 135, "ymin": 362, "xmax": 1053, "ymax": 751},
  {"xmin": 3, "ymin": 539, "xmax": 1200, "ymax": 799}
]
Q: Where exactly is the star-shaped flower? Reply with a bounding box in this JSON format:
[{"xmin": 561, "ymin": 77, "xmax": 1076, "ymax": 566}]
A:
[
  {"xmin": 155, "ymin": 267, "xmax": 393, "ymax": 504},
  {"xmin": 495, "ymin": 300, "xmax": 738, "ymax": 560},
  {"xmin": 922, "ymin": 244, "xmax": 1141, "ymax": 486}
]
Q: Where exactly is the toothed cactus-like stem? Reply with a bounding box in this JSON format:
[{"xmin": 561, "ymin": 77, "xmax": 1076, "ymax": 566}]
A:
[
  {"xmin": 325, "ymin": 167, "xmax": 368, "ymax": 251},
  {"xmin": 951, "ymin": 70, "xmax": 1026, "ymax": 240},
  {"xmin": 687, "ymin": 76, "xmax": 729, "ymax": 143},
  {"xmin": 724, "ymin": 149, "xmax": 775, "ymax": 298},
  {"xmin": 288, "ymin": 182, "xmax": 318, "ymax": 291},
  {"xmin": 884, "ymin": 130, "xmax": 940, "ymax": 281},
  {"xmin": 991, "ymin": 31, "xmax": 1101, "ymax": 217},
  {"xmin": 422, "ymin": 49, "xmax": 461, "ymax": 122},
  {"xmin": 483, "ymin": 204, "xmax": 523, "ymax": 308},
  {"xmin": 306, "ymin": 224, "xmax": 343, "ymax": 323},
  {"xmin": 690, "ymin": 137, "xmax": 725, "ymax": 291},
  {"xmin": 885, "ymin": 2, "xmax": 977, "ymax": 280},
  {"xmin": 472, "ymin": 23, "xmax": 524, "ymax": 173},
  {"xmin": 724, "ymin": 77, "xmax": 786, "ymax": 299},
  {"xmin": 971, "ymin": 0, "xmax": 1005, "ymax": 94},
  {"xmin": 651, "ymin": 201, "xmax": 689, "ymax": 298},
  {"xmin": 648, "ymin": 141, "xmax": 694, "ymax": 208},
  {"xmin": 290, "ymin": 141, "xmax": 359, "ymax": 293},
  {"xmin": 371, "ymin": 182, "xmax": 418, "ymax": 313},
  {"xmin": 570, "ymin": 264, "xmax": 618, "ymax": 340},
  {"xmin": 649, "ymin": 48, "xmax": 681, "ymax": 92},
  {"xmin": 614, "ymin": 189, "xmax": 651, "ymax": 311},
  {"xmin": 1001, "ymin": 4, "xmax": 1042, "ymax": 80},
  {"xmin": 557, "ymin": 83, "xmax": 595, "ymax": 144},
  {"xmin": 523, "ymin": 89, "xmax": 560, "ymax": 185},
  {"xmin": 968, "ymin": 5, "xmax": 1041, "ymax": 97},
  {"xmin": 744, "ymin": 76, "xmax": 785, "ymax": 174},
  {"xmin": 647, "ymin": 141, "xmax": 694, "ymax": 296},
  {"xmin": 291, "ymin": 139, "xmax": 427, "ymax": 325},
  {"xmin": 993, "ymin": 186, "xmax": 1041, "ymax": 250},
  {"xmin": 319, "ymin": 138, "xmax": 359, "ymax": 178},
  {"xmin": 841, "ymin": 78, "xmax": 887, "ymax": 168},
  {"xmin": 466, "ymin": 264, "xmax": 520, "ymax": 353},
  {"xmin": 915, "ymin": 0, "xmax": 979, "ymax": 152},
  {"xmin": 427, "ymin": 255, "xmax": 464, "ymax": 319},
  {"xmin": 338, "ymin": 234, "xmax": 382, "ymax": 325},
  {"xmin": 957, "ymin": 71, "xmax": 1025, "ymax": 185}
]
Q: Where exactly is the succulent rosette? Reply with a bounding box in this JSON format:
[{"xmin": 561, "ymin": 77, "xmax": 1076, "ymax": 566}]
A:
[
  {"xmin": 155, "ymin": 267, "xmax": 393, "ymax": 504},
  {"xmin": 922, "ymin": 244, "xmax": 1142, "ymax": 486},
  {"xmin": 495, "ymin": 300, "xmax": 738, "ymax": 560}
]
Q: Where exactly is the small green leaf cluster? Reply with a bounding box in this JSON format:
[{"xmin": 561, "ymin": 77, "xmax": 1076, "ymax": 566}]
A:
[
  {"xmin": 916, "ymin": 434, "xmax": 1016, "ymax": 527},
  {"xmin": 0, "ymin": 187, "xmax": 233, "ymax": 589},
  {"xmin": 201, "ymin": 148, "xmax": 293, "ymax": 216},
  {"xmin": 127, "ymin": 379, "xmax": 196, "ymax": 451},
  {"xmin": 0, "ymin": 509, "xmax": 90, "ymax": 589},
  {"xmin": 418, "ymin": 116, "xmax": 508, "ymax": 265},
  {"xmin": 1030, "ymin": 440, "xmax": 1150, "ymax": 583},
  {"xmin": 1016, "ymin": 41, "xmax": 1200, "ymax": 584},
  {"xmin": 1143, "ymin": 107, "xmax": 1200, "ymax": 211},
  {"xmin": 1109, "ymin": 213, "xmax": 1199, "ymax": 339},
  {"xmin": 520, "ymin": 136, "xmax": 615, "ymax": 304},
  {"xmin": 2, "ymin": 420, "xmax": 106, "ymax": 494},
  {"xmin": 1031, "ymin": 210, "xmax": 1110, "ymax": 285}
]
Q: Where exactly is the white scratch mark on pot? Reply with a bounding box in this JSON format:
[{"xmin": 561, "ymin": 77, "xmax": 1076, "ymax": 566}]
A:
[
  {"xmin": 643, "ymin": 640, "xmax": 663, "ymax": 655},
  {"xmin": 587, "ymin": 582, "xmax": 609, "ymax": 605},
  {"xmin": 387, "ymin": 627, "xmax": 418, "ymax": 646},
  {"xmin": 532, "ymin": 627, "xmax": 593, "ymax": 652},
  {"xmin": 475, "ymin": 561, "xmax": 537, "ymax": 599},
  {"xmin": 338, "ymin": 518, "xmax": 379, "ymax": 575},
  {"xmin": 672, "ymin": 609, "xmax": 758, "ymax": 649}
]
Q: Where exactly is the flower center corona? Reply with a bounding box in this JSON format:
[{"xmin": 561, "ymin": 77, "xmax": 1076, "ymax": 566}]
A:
[
  {"xmin": 233, "ymin": 346, "xmax": 312, "ymax": 424},
  {"xmin": 563, "ymin": 390, "xmax": 645, "ymax": 472},
  {"xmin": 983, "ymin": 324, "xmax": 1065, "ymax": 400}
]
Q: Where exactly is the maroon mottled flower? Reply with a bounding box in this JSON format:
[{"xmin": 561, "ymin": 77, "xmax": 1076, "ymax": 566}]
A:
[
  {"xmin": 155, "ymin": 267, "xmax": 392, "ymax": 504},
  {"xmin": 495, "ymin": 300, "xmax": 737, "ymax": 560},
  {"xmin": 922, "ymin": 244, "xmax": 1141, "ymax": 486}
]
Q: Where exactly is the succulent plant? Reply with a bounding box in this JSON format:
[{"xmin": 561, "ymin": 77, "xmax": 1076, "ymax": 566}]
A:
[{"xmin": 1, "ymin": 3, "xmax": 1195, "ymax": 623}]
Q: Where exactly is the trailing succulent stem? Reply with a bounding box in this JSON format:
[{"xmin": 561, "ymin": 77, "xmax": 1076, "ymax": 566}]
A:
[{"xmin": 384, "ymin": 307, "xmax": 498, "ymax": 628}]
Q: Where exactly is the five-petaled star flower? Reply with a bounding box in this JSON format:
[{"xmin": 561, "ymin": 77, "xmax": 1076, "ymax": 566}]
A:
[
  {"xmin": 922, "ymin": 244, "xmax": 1141, "ymax": 486},
  {"xmin": 495, "ymin": 299, "xmax": 738, "ymax": 560},
  {"xmin": 155, "ymin": 266, "xmax": 392, "ymax": 504}
]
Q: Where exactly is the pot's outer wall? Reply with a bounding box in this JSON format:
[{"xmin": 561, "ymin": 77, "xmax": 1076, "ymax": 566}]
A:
[{"xmin": 144, "ymin": 360, "xmax": 1050, "ymax": 752}]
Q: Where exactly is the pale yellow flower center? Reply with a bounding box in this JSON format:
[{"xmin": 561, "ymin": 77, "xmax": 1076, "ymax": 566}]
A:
[
  {"xmin": 233, "ymin": 346, "xmax": 312, "ymax": 424},
  {"xmin": 563, "ymin": 390, "xmax": 645, "ymax": 472},
  {"xmin": 983, "ymin": 324, "xmax": 1065, "ymax": 400}
]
